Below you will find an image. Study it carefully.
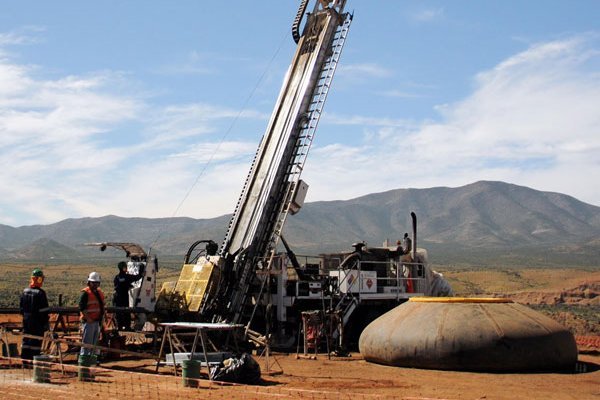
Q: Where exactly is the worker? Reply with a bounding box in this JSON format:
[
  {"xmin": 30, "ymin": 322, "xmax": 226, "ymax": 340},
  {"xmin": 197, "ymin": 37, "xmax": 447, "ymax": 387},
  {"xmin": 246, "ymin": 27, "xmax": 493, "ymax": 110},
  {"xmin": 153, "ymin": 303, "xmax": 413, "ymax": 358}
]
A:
[
  {"xmin": 79, "ymin": 272, "xmax": 105, "ymax": 356},
  {"xmin": 112, "ymin": 261, "xmax": 144, "ymax": 331},
  {"xmin": 19, "ymin": 268, "xmax": 49, "ymax": 360},
  {"xmin": 395, "ymin": 239, "xmax": 404, "ymax": 254},
  {"xmin": 402, "ymin": 232, "xmax": 412, "ymax": 255}
]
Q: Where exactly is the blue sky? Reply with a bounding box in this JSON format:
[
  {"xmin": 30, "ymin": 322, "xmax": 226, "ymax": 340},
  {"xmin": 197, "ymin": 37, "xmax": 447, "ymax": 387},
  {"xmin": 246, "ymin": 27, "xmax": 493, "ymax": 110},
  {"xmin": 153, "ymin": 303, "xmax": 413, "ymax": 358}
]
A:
[{"xmin": 1, "ymin": 1, "xmax": 599, "ymax": 227}]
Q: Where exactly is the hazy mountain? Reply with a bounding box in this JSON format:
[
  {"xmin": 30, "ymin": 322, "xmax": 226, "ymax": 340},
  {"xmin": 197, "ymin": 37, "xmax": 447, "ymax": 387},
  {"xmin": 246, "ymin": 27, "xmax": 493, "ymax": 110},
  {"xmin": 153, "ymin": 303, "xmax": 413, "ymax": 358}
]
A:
[
  {"xmin": 3, "ymin": 238, "xmax": 82, "ymax": 261},
  {"xmin": 289, "ymin": 181, "xmax": 600, "ymax": 249},
  {"xmin": 0, "ymin": 215, "xmax": 231, "ymax": 260},
  {"xmin": 1, "ymin": 181, "xmax": 599, "ymax": 266}
]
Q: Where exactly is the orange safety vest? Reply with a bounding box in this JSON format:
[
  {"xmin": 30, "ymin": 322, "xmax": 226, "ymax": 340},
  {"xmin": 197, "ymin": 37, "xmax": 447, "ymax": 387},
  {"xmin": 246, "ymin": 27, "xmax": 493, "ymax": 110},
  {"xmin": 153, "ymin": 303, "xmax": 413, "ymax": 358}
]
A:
[{"xmin": 81, "ymin": 286, "xmax": 105, "ymax": 322}]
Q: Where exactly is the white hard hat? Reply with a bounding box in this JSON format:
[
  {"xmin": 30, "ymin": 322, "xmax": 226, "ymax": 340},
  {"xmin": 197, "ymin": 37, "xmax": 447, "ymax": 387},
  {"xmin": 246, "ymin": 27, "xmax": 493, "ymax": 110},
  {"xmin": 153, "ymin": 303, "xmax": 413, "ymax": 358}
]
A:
[{"xmin": 88, "ymin": 272, "xmax": 101, "ymax": 283}]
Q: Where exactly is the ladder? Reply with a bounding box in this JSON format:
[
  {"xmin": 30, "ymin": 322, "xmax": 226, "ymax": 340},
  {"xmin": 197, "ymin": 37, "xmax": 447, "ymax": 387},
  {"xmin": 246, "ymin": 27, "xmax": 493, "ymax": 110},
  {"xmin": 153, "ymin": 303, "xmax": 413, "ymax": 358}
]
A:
[
  {"xmin": 229, "ymin": 14, "xmax": 352, "ymax": 328},
  {"xmin": 270, "ymin": 13, "xmax": 353, "ymax": 244},
  {"xmin": 213, "ymin": 5, "xmax": 352, "ymax": 328}
]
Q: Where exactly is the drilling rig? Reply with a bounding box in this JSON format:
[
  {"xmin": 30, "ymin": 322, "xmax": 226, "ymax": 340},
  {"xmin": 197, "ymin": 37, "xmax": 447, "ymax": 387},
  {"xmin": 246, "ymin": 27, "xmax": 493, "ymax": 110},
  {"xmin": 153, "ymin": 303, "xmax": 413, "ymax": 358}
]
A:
[{"xmin": 160, "ymin": 0, "xmax": 451, "ymax": 349}]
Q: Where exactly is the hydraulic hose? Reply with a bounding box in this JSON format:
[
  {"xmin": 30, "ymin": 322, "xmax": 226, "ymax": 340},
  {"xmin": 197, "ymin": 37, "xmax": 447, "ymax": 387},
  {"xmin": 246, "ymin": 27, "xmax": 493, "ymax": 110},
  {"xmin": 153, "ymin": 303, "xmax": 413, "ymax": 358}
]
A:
[{"xmin": 292, "ymin": 0, "xmax": 310, "ymax": 43}]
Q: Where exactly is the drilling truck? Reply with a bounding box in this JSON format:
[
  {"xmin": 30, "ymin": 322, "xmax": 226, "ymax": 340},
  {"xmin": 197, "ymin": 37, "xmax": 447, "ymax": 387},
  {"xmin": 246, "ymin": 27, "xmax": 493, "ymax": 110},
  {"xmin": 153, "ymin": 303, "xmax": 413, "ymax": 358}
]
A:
[{"xmin": 160, "ymin": 0, "xmax": 451, "ymax": 350}]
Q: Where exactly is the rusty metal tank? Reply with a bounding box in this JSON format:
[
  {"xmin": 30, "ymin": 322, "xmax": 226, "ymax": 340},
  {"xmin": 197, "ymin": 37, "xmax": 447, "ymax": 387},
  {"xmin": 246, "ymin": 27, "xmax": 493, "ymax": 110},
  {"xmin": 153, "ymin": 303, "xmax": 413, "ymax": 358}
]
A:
[{"xmin": 359, "ymin": 297, "xmax": 577, "ymax": 371}]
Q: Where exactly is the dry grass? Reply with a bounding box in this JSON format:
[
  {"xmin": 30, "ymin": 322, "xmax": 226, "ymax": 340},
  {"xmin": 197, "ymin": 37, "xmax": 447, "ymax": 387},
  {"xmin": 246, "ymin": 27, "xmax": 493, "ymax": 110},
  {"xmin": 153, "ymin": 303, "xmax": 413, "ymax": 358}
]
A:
[
  {"xmin": 0, "ymin": 263, "xmax": 181, "ymax": 308},
  {"xmin": 2, "ymin": 263, "xmax": 598, "ymax": 336},
  {"xmin": 441, "ymin": 267, "xmax": 599, "ymax": 296}
]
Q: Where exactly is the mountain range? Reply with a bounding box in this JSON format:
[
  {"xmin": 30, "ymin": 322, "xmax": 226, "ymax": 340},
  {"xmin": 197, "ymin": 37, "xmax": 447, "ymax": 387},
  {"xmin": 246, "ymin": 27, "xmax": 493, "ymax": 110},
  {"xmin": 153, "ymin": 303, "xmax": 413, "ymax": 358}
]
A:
[{"xmin": 1, "ymin": 181, "xmax": 599, "ymax": 266}]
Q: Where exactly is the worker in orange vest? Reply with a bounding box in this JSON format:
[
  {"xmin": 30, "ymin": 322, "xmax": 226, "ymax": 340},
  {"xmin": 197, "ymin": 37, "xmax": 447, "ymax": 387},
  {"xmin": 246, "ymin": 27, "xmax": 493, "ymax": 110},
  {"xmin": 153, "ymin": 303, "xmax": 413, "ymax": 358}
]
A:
[{"xmin": 78, "ymin": 272, "xmax": 105, "ymax": 356}]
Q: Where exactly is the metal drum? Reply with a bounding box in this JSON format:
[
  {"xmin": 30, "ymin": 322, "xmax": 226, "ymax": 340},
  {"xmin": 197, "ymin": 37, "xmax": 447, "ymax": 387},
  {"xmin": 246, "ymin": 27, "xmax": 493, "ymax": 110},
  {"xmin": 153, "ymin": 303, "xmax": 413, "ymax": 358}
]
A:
[
  {"xmin": 33, "ymin": 355, "xmax": 53, "ymax": 383},
  {"xmin": 359, "ymin": 297, "xmax": 577, "ymax": 371},
  {"xmin": 78, "ymin": 354, "xmax": 97, "ymax": 381}
]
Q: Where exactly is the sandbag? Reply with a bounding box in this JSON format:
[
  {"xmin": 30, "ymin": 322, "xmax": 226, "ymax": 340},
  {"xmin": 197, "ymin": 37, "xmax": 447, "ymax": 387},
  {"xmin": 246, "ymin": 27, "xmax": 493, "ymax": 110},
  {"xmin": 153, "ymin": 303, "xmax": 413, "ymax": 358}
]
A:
[{"xmin": 210, "ymin": 353, "xmax": 261, "ymax": 384}]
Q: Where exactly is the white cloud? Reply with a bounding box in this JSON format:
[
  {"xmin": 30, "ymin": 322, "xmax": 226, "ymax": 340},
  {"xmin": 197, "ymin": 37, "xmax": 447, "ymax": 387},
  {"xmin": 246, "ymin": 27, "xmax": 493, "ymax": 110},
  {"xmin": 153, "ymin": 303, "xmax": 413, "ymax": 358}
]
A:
[
  {"xmin": 0, "ymin": 31, "xmax": 39, "ymax": 46},
  {"xmin": 0, "ymin": 33, "xmax": 26, "ymax": 46},
  {"xmin": 377, "ymin": 89, "xmax": 425, "ymax": 99},
  {"xmin": 303, "ymin": 35, "xmax": 600, "ymax": 208},
  {"xmin": 0, "ymin": 37, "xmax": 268, "ymax": 225},
  {"xmin": 143, "ymin": 103, "xmax": 267, "ymax": 151},
  {"xmin": 412, "ymin": 8, "xmax": 445, "ymax": 23},
  {"xmin": 2, "ymin": 32, "xmax": 599, "ymax": 227},
  {"xmin": 338, "ymin": 63, "xmax": 393, "ymax": 79},
  {"xmin": 324, "ymin": 112, "xmax": 416, "ymax": 129},
  {"xmin": 0, "ymin": 62, "xmax": 144, "ymax": 223},
  {"xmin": 171, "ymin": 140, "xmax": 256, "ymax": 163},
  {"xmin": 154, "ymin": 51, "xmax": 215, "ymax": 76}
]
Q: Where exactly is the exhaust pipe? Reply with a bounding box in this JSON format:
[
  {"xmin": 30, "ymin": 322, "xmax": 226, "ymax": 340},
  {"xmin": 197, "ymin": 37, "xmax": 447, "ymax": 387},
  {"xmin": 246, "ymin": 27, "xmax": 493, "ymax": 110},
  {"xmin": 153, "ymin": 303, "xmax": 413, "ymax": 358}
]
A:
[{"xmin": 411, "ymin": 211, "xmax": 417, "ymax": 261}]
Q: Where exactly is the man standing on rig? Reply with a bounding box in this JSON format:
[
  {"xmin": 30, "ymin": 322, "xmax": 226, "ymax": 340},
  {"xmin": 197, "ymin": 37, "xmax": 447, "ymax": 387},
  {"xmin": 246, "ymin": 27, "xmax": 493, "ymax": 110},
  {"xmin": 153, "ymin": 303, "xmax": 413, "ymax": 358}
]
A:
[
  {"xmin": 402, "ymin": 232, "xmax": 412, "ymax": 255},
  {"xmin": 19, "ymin": 268, "xmax": 49, "ymax": 360}
]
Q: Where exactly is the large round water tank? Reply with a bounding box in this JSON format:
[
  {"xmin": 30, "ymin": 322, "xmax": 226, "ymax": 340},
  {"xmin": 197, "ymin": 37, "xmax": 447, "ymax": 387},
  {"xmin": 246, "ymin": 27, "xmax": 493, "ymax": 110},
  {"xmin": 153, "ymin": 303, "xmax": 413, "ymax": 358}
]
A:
[{"xmin": 359, "ymin": 297, "xmax": 577, "ymax": 371}]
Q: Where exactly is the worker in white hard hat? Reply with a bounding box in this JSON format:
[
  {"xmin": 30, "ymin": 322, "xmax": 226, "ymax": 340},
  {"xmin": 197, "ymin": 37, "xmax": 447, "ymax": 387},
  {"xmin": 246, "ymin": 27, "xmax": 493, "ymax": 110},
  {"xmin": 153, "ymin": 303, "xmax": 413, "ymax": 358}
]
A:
[{"xmin": 78, "ymin": 272, "xmax": 105, "ymax": 357}]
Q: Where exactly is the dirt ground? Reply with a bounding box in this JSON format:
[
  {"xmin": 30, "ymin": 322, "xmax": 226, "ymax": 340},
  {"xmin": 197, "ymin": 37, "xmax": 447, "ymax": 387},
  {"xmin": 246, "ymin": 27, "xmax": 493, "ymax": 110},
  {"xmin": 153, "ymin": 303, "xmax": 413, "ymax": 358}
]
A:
[
  {"xmin": 263, "ymin": 353, "xmax": 599, "ymax": 400},
  {"xmin": 1, "ymin": 351, "xmax": 599, "ymax": 400},
  {"xmin": 2, "ymin": 270, "xmax": 598, "ymax": 399}
]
